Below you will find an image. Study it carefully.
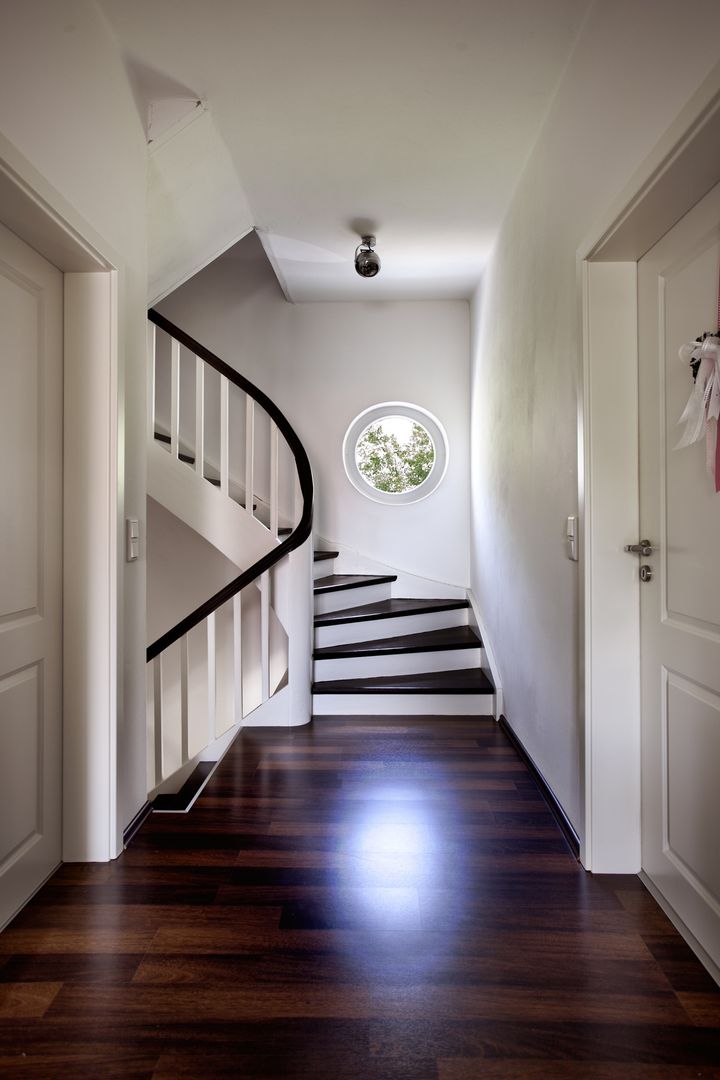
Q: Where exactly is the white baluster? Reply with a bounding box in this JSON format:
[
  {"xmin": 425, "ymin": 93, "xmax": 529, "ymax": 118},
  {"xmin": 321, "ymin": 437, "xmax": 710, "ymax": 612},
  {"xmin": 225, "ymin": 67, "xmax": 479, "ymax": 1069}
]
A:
[
  {"xmin": 153, "ymin": 656, "xmax": 163, "ymax": 786},
  {"xmin": 207, "ymin": 612, "xmax": 216, "ymax": 744},
  {"xmin": 147, "ymin": 322, "xmax": 156, "ymax": 443},
  {"xmin": 170, "ymin": 337, "xmax": 180, "ymax": 459},
  {"xmin": 245, "ymin": 396, "xmax": 254, "ymax": 517},
  {"xmin": 260, "ymin": 570, "xmax": 270, "ymax": 701},
  {"xmin": 220, "ymin": 375, "xmax": 229, "ymax": 496},
  {"xmin": 270, "ymin": 422, "xmax": 279, "ymax": 538},
  {"xmin": 233, "ymin": 592, "xmax": 243, "ymax": 722},
  {"xmin": 180, "ymin": 635, "xmax": 189, "ymax": 765},
  {"xmin": 195, "ymin": 357, "xmax": 204, "ymax": 477}
]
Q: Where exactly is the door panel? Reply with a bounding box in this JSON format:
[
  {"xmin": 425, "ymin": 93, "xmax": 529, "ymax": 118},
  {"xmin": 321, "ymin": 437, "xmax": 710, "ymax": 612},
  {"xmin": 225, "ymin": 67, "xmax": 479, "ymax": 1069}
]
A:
[
  {"xmin": 665, "ymin": 672, "xmax": 720, "ymax": 901},
  {"xmin": 639, "ymin": 180, "xmax": 720, "ymax": 969},
  {"xmin": 0, "ymin": 221, "xmax": 62, "ymax": 929}
]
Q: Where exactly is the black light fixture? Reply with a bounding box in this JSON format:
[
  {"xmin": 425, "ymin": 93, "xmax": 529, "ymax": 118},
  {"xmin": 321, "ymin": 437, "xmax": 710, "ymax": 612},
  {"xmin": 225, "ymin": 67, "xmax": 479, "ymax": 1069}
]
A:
[{"xmin": 354, "ymin": 235, "xmax": 381, "ymax": 278}]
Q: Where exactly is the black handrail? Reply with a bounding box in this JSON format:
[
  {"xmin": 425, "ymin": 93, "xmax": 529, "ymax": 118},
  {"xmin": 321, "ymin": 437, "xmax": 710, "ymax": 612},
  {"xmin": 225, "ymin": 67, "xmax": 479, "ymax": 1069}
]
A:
[{"xmin": 146, "ymin": 308, "xmax": 313, "ymax": 663}]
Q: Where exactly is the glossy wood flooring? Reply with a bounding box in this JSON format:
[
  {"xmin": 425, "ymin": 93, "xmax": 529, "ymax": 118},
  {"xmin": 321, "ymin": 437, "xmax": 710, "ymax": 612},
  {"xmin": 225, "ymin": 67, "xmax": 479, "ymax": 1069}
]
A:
[{"xmin": 1, "ymin": 717, "xmax": 719, "ymax": 1078}]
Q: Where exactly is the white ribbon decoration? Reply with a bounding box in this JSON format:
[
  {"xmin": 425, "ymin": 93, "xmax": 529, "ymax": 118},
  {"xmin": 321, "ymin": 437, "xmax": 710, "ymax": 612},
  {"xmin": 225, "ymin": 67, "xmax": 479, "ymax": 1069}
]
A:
[{"xmin": 676, "ymin": 336, "xmax": 720, "ymax": 453}]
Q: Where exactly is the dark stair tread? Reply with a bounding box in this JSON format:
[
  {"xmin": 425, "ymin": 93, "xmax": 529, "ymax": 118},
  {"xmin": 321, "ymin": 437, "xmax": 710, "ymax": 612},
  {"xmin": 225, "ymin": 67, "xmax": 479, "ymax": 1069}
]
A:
[
  {"xmin": 278, "ymin": 526, "xmax": 292, "ymax": 536},
  {"xmin": 315, "ymin": 596, "xmax": 470, "ymax": 627},
  {"xmin": 314, "ymin": 573, "xmax": 396, "ymax": 595},
  {"xmin": 314, "ymin": 625, "xmax": 482, "ymax": 660},
  {"xmin": 314, "ymin": 550, "xmax": 339, "ymax": 562},
  {"xmin": 313, "ymin": 667, "xmax": 495, "ymax": 695}
]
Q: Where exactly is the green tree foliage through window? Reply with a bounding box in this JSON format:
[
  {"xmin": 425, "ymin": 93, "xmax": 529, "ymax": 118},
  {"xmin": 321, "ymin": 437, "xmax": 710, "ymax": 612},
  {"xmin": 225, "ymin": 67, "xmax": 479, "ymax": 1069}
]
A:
[{"xmin": 355, "ymin": 417, "xmax": 435, "ymax": 493}]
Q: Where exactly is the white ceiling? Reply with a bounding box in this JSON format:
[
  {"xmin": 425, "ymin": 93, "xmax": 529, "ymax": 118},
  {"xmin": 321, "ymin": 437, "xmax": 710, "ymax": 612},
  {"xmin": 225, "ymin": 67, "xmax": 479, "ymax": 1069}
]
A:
[{"xmin": 99, "ymin": 0, "xmax": 591, "ymax": 301}]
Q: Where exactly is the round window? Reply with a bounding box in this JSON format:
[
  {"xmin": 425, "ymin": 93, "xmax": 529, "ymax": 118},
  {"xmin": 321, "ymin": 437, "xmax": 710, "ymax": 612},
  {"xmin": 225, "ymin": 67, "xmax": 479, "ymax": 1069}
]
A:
[{"xmin": 343, "ymin": 402, "xmax": 449, "ymax": 504}]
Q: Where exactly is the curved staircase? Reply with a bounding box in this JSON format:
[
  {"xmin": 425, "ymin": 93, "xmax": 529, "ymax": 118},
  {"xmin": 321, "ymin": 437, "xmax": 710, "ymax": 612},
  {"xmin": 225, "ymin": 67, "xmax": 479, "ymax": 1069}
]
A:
[
  {"xmin": 312, "ymin": 558, "xmax": 495, "ymax": 716},
  {"xmin": 145, "ymin": 308, "xmax": 495, "ymax": 807}
]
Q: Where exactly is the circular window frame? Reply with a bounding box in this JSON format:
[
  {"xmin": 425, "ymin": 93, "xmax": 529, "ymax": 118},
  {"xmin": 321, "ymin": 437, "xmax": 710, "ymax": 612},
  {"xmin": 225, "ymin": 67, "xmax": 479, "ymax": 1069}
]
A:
[{"xmin": 342, "ymin": 402, "xmax": 449, "ymax": 505}]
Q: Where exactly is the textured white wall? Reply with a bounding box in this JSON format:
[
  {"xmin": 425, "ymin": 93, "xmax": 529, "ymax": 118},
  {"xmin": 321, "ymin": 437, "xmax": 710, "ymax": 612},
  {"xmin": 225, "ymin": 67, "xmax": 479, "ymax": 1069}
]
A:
[
  {"xmin": 158, "ymin": 236, "xmax": 471, "ymax": 587},
  {"xmin": 470, "ymin": 0, "xmax": 720, "ymax": 838},
  {"xmin": 0, "ymin": 0, "xmax": 148, "ymax": 836}
]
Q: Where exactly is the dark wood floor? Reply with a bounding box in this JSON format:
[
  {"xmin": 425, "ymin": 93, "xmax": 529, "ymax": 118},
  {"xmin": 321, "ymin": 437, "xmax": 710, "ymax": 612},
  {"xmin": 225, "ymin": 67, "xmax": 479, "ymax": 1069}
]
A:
[{"xmin": 1, "ymin": 717, "xmax": 719, "ymax": 1078}]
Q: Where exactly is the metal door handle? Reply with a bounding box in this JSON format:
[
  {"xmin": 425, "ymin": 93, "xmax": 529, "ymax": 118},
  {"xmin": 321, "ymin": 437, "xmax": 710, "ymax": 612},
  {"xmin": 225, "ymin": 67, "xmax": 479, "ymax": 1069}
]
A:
[{"xmin": 624, "ymin": 540, "xmax": 657, "ymax": 557}]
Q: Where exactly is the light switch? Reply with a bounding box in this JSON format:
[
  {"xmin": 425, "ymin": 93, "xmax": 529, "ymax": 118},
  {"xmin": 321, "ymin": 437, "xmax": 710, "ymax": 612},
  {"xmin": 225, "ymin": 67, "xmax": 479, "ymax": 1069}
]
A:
[
  {"xmin": 126, "ymin": 518, "xmax": 140, "ymax": 562},
  {"xmin": 566, "ymin": 515, "xmax": 578, "ymax": 562}
]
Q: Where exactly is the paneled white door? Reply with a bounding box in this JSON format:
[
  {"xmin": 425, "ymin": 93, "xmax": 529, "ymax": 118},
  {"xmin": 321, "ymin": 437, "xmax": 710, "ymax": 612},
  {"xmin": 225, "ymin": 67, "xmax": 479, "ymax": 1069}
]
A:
[
  {"xmin": 0, "ymin": 222, "xmax": 63, "ymax": 929},
  {"xmin": 638, "ymin": 181, "xmax": 720, "ymax": 971}
]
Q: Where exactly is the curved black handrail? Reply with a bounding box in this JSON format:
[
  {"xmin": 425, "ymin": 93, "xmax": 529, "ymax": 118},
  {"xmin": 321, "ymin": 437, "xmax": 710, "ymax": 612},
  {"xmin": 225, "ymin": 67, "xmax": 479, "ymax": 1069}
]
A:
[{"xmin": 146, "ymin": 308, "xmax": 313, "ymax": 663}]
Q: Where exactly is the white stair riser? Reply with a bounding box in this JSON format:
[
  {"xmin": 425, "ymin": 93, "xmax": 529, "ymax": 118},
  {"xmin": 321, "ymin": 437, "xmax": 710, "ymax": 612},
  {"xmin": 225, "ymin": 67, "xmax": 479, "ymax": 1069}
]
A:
[
  {"xmin": 312, "ymin": 693, "xmax": 495, "ymax": 716},
  {"xmin": 314, "ymin": 647, "xmax": 484, "ymax": 682},
  {"xmin": 314, "ymin": 582, "xmax": 393, "ymax": 615},
  {"xmin": 314, "ymin": 607, "xmax": 469, "ymax": 648},
  {"xmin": 313, "ymin": 558, "xmax": 336, "ymax": 580}
]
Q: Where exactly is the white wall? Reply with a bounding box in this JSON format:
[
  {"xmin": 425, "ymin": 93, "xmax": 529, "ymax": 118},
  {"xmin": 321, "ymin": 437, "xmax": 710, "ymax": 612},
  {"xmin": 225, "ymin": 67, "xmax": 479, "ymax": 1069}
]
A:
[
  {"xmin": 470, "ymin": 0, "xmax": 720, "ymax": 838},
  {"xmin": 158, "ymin": 234, "xmax": 471, "ymax": 587},
  {"xmin": 0, "ymin": 0, "xmax": 148, "ymax": 840}
]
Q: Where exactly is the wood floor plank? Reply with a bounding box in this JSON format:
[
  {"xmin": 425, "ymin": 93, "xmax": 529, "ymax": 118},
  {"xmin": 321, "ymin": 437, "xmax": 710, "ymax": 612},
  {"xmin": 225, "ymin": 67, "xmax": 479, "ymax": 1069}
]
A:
[
  {"xmin": 0, "ymin": 716, "xmax": 717, "ymax": 1075},
  {"xmin": 438, "ymin": 1062, "xmax": 720, "ymax": 1079},
  {"xmin": 676, "ymin": 991, "xmax": 720, "ymax": 1026},
  {"xmin": 0, "ymin": 929, "xmax": 155, "ymax": 954},
  {"xmin": 43, "ymin": 983, "xmax": 691, "ymax": 1024},
  {"xmin": 0, "ymin": 981, "xmax": 63, "ymax": 1018}
]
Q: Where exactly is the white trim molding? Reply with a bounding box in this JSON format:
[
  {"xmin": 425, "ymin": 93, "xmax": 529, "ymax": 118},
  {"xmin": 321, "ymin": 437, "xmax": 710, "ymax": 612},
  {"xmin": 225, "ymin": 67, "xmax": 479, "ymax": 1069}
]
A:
[{"xmin": 0, "ymin": 133, "xmax": 123, "ymax": 862}]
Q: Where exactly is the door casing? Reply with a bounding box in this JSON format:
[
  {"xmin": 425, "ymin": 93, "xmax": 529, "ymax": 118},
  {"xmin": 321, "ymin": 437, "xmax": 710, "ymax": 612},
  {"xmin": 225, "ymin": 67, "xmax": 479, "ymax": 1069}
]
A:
[
  {"xmin": 580, "ymin": 66, "xmax": 720, "ymax": 980},
  {"xmin": 0, "ymin": 133, "xmax": 123, "ymax": 866}
]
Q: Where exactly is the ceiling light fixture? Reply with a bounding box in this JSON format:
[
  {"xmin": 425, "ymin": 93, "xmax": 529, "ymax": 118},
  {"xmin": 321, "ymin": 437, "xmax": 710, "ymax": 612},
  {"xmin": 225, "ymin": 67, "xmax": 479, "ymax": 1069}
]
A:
[{"xmin": 354, "ymin": 235, "xmax": 381, "ymax": 278}]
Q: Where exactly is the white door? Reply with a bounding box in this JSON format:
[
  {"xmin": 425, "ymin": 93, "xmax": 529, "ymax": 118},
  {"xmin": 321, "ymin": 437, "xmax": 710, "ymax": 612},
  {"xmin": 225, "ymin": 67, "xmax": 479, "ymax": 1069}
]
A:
[
  {"xmin": 0, "ymin": 222, "xmax": 63, "ymax": 929},
  {"xmin": 638, "ymin": 180, "xmax": 720, "ymax": 969}
]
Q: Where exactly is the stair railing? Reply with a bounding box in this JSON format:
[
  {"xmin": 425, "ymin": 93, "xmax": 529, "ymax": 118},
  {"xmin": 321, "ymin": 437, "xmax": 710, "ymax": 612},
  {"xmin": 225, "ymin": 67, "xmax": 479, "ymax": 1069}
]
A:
[{"xmin": 146, "ymin": 308, "xmax": 313, "ymax": 789}]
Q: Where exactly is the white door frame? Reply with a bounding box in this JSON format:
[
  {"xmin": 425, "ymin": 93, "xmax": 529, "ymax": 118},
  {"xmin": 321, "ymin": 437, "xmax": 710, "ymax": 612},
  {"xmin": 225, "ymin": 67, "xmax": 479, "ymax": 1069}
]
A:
[
  {"xmin": 0, "ymin": 134, "xmax": 123, "ymax": 863},
  {"xmin": 580, "ymin": 66, "xmax": 720, "ymax": 875}
]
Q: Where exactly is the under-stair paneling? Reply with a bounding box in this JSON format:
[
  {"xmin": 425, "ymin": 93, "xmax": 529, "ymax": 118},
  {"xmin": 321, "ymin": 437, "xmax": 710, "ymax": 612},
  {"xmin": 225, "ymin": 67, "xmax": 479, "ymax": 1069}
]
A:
[
  {"xmin": 213, "ymin": 599, "xmax": 236, "ymax": 738},
  {"xmin": 159, "ymin": 640, "xmax": 183, "ymax": 779},
  {"xmin": 186, "ymin": 621, "xmax": 210, "ymax": 760}
]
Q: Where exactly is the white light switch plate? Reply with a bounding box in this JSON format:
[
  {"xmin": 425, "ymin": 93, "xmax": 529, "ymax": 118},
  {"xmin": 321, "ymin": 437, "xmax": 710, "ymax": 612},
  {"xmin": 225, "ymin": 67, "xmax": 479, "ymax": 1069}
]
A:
[
  {"xmin": 126, "ymin": 518, "xmax": 140, "ymax": 562},
  {"xmin": 566, "ymin": 515, "xmax": 578, "ymax": 561}
]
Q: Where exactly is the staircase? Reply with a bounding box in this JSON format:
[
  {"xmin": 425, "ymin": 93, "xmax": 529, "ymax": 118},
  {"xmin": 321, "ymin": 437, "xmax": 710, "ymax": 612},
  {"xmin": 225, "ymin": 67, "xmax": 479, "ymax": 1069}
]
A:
[
  {"xmin": 146, "ymin": 310, "xmax": 495, "ymax": 803},
  {"xmin": 311, "ymin": 555, "xmax": 495, "ymax": 715}
]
